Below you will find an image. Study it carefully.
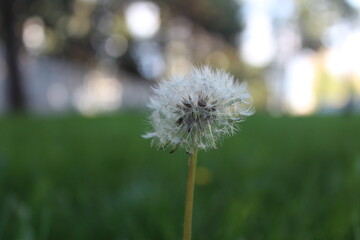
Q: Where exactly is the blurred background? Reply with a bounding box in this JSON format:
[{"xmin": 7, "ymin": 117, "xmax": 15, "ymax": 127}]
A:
[
  {"xmin": 0, "ymin": 0, "xmax": 359, "ymax": 115},
  {"xmin": 1, "ymin": 0, "xmax": 360, "ymax": 239}
]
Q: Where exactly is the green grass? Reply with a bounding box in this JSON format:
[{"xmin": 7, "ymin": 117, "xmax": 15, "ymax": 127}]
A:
[{"xmin": 0, "ymin": 113, "xmax": 360, "ymax": 240}]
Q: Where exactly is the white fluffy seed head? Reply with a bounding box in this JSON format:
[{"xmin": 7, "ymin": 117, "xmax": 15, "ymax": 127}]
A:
[{"xmin": 143, "ymin": 66, "xmax": 255, "ymax": 153}]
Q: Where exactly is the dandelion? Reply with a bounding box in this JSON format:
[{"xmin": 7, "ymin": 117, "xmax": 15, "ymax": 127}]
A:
[{"xmin": 143, "ymin": 65, "xmax": 254, "ymax": 240}]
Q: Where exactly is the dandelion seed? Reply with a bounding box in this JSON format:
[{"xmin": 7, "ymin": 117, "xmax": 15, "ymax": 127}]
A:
[{"xmin": 143, "ymin": 65, "xmax": 255, "ymax": 153}]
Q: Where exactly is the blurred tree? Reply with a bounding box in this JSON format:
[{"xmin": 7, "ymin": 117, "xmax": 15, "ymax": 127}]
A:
[
  {"xmin": 0, "ymin": 0, "xmax": 73, "ymax": 112},
  {"xmin": 1, "ymin": 0, "xmax": 26, "ymax": 112},
  {"xmin": 157, "ymin": 0, "xmax": 241, "ymax": 41},
  {"xmin": 298, "ymin": 0, "xmax": 357, "ymax": 50}
]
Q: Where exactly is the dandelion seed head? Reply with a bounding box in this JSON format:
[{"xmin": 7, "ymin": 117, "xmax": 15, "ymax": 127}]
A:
[{"xmin": 143, "ymin": 66, "xmax": 255, "ymax": 153}]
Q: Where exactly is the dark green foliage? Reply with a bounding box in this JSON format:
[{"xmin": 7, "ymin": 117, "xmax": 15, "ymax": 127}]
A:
[{"xmin": 0, "ymin": 114, "xmax": 360, "ymax": 239}]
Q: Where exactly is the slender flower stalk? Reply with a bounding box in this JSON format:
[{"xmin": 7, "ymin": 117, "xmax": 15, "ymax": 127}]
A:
[
  {"xmin": 143, "ymin": 65, "xmax": 254, "ymax": 239},
  {"xmin": 183, "ymin": 149, "xmax": 198, "ymax": 240}
]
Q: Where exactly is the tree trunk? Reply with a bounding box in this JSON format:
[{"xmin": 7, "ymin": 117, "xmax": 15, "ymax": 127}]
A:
[{"xmin": 1, "ymin": 0, "xmax": 26, "ymax": 112}]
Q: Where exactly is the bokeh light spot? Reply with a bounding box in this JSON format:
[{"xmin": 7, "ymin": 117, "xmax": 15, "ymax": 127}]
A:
[
  {"xmin": 196, "ymin": 166, "xmax": 213, "ymax": 186},
  {"xmin": 22, "ymin": 17, "xmax": 46, "ymax": 54},
  {"xmin": 125, "ymin": 1, "xmax": 160, "ymax": 39}
]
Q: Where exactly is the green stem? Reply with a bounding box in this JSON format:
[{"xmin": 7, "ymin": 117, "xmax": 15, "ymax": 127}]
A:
[{"xmin": 183, "ymin": 149, "xmax": 198, "ymax": 240}]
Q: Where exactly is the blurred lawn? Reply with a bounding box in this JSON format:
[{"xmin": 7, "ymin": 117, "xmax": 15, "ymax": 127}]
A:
[{"xmin": 0, "ymin": 113, "xmax": 360, "ymax": 240}]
